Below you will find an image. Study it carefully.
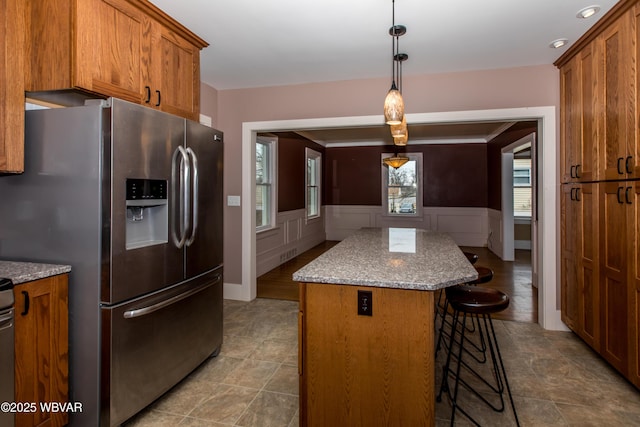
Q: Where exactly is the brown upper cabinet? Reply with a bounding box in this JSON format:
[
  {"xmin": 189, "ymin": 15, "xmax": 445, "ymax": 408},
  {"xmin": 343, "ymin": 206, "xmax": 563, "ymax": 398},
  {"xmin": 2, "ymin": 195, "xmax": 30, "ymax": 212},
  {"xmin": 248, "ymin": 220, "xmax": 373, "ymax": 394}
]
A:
[
  {"xmin": 1, "ymin": 0, "xmax": 26, "ymax": 173},
  {"xmin": 25, "ymin": 0, "xmax": 208, "ymax": 121}
]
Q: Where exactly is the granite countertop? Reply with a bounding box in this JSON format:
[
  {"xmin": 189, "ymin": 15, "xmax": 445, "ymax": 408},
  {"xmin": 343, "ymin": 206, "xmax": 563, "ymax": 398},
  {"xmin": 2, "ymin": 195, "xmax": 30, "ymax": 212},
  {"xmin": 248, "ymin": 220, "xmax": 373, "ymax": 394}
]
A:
[
  {"xmin": 293, "ymin": 227, "xmax": 478, "ymax": 291},
  {"xmin": 0, "ymin": 260, "xmax": 71, "ymax": 285}
]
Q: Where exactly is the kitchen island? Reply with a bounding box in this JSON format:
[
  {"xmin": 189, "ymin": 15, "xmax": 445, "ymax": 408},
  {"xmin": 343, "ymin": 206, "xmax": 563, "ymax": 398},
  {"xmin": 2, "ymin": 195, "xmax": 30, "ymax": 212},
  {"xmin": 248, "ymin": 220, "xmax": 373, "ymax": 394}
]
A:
[{"xmin": 293, "ymin": 227, "xmax": 477, "ymax": 427}]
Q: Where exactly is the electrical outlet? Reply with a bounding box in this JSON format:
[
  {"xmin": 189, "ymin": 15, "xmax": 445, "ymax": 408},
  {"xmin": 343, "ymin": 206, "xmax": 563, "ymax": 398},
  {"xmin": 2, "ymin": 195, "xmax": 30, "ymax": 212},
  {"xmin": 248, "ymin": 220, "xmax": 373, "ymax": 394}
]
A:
[{"xmin": 357, "ymin": 290, "xmax": 373, "ymax": 316}]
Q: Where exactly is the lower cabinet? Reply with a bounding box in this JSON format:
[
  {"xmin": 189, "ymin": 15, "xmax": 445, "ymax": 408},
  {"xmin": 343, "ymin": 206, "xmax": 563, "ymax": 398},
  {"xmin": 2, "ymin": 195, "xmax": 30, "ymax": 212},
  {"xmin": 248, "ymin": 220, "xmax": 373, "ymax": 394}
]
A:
[
  {"xmin": 561, "ymin": 183, "xmax": 600, "ymax": 350},
  {"xmin": 298, "ymin": 282, "xmax": 435, "ymax": 427},
  {"xmin": 14, "ymin": 274, "xmax": 69, "ymax": 427},
  {"xmin": 562, "ymin": 181, "xmax": 640, "ymax": 388}
]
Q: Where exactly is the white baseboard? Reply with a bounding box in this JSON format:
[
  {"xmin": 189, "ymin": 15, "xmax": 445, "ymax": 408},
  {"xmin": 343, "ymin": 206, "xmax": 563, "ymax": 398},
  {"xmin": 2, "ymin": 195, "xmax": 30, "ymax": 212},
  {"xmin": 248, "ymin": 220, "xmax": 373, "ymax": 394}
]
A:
[
  {"xmin": 515, "ymin": 240, "xmax": 532, "ymax": 250},
  {"xmin": 224, "ymin": 282, "xmax": 250, "ymax": 301}
]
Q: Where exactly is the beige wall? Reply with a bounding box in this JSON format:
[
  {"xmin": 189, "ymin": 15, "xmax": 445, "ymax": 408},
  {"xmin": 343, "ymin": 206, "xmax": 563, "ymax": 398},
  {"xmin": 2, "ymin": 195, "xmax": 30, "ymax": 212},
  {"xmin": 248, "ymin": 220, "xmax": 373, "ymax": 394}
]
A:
[{"xmin": 202, "ymin": 64, "xmax": 560, "ymax": 285}]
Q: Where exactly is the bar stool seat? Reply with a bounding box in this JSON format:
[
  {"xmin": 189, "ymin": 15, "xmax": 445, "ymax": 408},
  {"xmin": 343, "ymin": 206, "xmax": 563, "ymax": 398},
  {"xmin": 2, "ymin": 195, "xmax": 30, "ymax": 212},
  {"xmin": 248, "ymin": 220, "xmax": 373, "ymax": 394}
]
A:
[
  {"xmin": 446, "ymin": 285, "xmax": 508, "ymax": 313},
  {"xmin": 467, "ymin": 265, "xmax": 493, "ymax": 285},
  {"xmin": 463, "ymin": 251, "xmax": 479, "ymax": 265},
  {"xmin": 437, "ymin": 285, "xmax": 520, "ymax": 426}
]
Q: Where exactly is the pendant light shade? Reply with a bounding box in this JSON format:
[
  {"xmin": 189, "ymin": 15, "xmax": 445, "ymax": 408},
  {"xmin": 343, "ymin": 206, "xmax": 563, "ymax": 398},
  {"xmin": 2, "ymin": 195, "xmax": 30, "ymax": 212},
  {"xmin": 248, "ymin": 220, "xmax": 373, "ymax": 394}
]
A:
[
  {"xmin": 390, "ymin": 115, "xmax": 407, "ymax": 138},
  {"xmin": 384, "ymin": 83, "xmax": 404, "ymax": 125},
  {"xmin": 383, "ymin": 155, "xmax": 410, "ymax": 169},
  {"xmin": 393, "ymin": 132, "xmax": 408, "ymax": 146}
]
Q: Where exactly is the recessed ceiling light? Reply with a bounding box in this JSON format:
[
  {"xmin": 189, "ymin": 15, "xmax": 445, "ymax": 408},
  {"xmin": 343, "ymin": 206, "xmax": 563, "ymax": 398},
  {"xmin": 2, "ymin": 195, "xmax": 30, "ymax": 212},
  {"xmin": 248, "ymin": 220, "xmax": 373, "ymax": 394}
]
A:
[
  {"xmin": 577, "ymin": 5, "xmax": 601, "ymax": 19},
  {"xmin": 549, "ymin": 38, "xmax": 569, "ymax": 49}
]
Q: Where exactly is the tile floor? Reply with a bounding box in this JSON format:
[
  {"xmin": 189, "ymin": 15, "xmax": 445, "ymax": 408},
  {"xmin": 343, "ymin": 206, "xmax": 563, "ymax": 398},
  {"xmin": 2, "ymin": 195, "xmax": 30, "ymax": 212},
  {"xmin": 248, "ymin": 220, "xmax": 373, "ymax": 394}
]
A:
[{"xmin": 125, "ymin": 298, "xmax": 640, "ymax": 426}]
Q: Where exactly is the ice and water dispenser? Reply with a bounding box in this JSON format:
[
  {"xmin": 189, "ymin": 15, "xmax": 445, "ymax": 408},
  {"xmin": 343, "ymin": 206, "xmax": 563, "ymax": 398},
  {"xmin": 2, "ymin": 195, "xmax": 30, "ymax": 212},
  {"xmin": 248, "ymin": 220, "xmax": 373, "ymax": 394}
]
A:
[{"xmin": 125, "ymin": 179, "xmax": 168, "ymax": 250}]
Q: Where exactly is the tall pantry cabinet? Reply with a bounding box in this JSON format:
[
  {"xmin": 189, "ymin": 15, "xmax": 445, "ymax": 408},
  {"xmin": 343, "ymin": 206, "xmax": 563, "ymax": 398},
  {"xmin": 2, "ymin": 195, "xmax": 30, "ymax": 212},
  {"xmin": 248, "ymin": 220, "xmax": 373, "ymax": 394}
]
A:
[{"xmin": 556, "ymin": 0, "xmax": 640, "ymax": 387}]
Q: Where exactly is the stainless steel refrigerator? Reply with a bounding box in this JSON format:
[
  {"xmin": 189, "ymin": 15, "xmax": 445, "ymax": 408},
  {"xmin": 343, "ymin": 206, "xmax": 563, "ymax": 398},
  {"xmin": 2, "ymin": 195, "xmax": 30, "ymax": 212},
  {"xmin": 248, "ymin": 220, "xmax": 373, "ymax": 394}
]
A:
[{"xmin": 0, "ymin": 98, "xmax": 223, "ymax": 426}]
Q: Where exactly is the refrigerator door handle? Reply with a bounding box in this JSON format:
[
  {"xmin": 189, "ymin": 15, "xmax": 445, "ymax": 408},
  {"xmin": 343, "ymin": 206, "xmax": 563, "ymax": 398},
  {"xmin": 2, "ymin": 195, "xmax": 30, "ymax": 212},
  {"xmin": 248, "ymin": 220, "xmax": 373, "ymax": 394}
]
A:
[
  {"xmin": 186, "ymin": 147, "xmax": 199, "ymax": 246},
  {"xmin": 171, "ymin": 146, "xmax": 190, "ymax": 248},
  {"xmin": 123, "ymin": 274, "xmax": 221, "ymax": 319}
]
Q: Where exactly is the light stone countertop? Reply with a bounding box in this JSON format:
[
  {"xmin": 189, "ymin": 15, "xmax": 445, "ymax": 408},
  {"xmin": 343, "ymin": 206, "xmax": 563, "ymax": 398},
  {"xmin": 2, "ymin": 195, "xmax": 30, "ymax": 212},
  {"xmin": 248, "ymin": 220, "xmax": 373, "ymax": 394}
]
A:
[
  {"xmin": 0, "ymin": 260, "xmax": 71, "ymax": 285},
  {"xmin": 293, "ymin": 227, "xmax": 478, "ymax": 291}
]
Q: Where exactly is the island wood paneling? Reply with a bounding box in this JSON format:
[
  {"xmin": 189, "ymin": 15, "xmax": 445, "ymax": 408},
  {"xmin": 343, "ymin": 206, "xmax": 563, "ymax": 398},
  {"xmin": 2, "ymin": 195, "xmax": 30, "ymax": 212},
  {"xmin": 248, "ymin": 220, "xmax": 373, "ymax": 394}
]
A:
[{"xmin": 299, "ymin": 282, "xmax": 435, "ymax": 427}]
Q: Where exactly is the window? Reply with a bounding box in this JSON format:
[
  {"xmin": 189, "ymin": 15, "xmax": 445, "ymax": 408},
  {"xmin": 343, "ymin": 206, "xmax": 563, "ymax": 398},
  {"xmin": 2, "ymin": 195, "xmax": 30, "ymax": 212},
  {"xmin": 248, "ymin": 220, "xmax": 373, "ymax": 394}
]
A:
[
  {"xmin": 256, "ymin": 137, "xmax": 276, "ymax": 231},
  {"xmin": 513, "ymin": 158, "xmax": 532, "ymax": 217},
  {"xmin": 382, "ymin": 152, "xmax": 422, "ymax": 215},
  {"xmin": 306, "ymin": 148, "xmax": 322, "ymax": 219},
  {"xmin": 513, "ymin": 167, "xmax": 531, "ymax": 187}
]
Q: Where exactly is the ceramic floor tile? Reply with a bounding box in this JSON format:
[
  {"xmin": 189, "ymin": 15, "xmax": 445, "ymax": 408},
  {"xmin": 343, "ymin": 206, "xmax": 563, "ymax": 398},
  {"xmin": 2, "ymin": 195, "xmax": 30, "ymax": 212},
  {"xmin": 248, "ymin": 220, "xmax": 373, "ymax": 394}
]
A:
[
  {"xmin": 187, "ymin": 385, "xmax": 259, "ymax": 424},
  {"xmin": 264, "ymin": 365, "xmax": 299, "ymax": 396},
  {"xmin": 222, "ymin": 358, "xmax": 280, "ymax": 389},
  {"xmin": 126, "ymin": 297, "xmax": 640, "ymax": 426},
  {"xmin": 123, "ymin": 409, "xmax": 185, "ymax": 426},
  {"xmin": 235, "ymin": 391, "xmax": 298, "ymax": 427}
]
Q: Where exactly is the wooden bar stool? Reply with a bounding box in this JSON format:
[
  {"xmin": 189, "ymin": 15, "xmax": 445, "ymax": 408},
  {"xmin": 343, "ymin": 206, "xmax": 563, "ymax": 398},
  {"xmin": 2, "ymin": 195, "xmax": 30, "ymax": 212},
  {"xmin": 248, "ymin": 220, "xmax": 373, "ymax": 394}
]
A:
[{"xmin": 437, "ymin": 285, "xmax": 520, "ymax": 426}]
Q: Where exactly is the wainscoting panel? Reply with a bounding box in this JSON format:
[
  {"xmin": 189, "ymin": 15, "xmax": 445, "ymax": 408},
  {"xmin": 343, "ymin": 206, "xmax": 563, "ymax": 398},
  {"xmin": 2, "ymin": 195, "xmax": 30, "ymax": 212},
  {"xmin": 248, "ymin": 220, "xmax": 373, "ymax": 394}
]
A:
[
  {"xmin": 256, "ymin": 208, "xmax": 326, "ymax": 276},
  {"xmin": 325, "ymin": 205, "xmax": 489, "ymax": 247},
  {"xmin": 487, "ymin": 208, "xmax": 504, "ymax": 259}
]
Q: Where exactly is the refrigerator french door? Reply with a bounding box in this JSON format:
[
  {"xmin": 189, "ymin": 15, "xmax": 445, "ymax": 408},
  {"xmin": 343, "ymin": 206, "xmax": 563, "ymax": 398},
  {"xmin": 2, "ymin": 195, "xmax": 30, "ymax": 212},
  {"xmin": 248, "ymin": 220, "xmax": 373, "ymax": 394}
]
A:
[{"xmin": 0, "ymin": 98, "xmax": 223, "ymax": 426}]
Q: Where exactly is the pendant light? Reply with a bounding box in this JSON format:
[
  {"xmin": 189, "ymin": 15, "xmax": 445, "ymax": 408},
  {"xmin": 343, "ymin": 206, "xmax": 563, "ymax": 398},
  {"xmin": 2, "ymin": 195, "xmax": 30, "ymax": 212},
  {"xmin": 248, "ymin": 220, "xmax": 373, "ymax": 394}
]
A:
[
  {"xmin": 383, "ymin": 0, "xmax": 406, "ymax": 125},
  {"xmin": 383, "ymin": 155, "xmax": 409, "ymax": 169}
]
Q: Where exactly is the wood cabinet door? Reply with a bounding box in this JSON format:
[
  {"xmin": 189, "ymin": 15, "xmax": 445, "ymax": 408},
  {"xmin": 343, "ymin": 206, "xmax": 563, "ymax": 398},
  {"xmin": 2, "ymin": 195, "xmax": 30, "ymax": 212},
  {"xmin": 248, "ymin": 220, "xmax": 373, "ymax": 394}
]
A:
[
  {"xmin": 599, "ymin": 182, "xmax": 629, "ymax": 374},
  {"xmin": 560, "ymin": 42, "xmax": 599, "ymax": 184},
  {"xmin": 577, "ymin": 44, "xmax": 598, "ymax": 182},
  {"xmin": 74, "ymin": 0, "xmax": 151, "ymax": 104},
  {"xmin": 560, "ymin": 57, "xmax": 580, "ymax": 184},
  {"xmin": 561, "ymin": 184, "xmax": 580, "ymax": 329},
  {"xmin": 0, "ymin": 0, "xmax": 25, "ymax": 173},
  {"xmin": 577, "ymin": 183, "xmax": 599, "ymax": 348},
  {"xmin": 600, "ymin": 10, "xmax": 636, "ymax": 181},
  {"xmin": 14, "ymin": 275, "xmax": 69, "ymax": 427},
  {"xmin": 154, "ymin": 26, "xmax": 200, "ymax": 121},
  {"xmin": 628, "ymin": 181, "xmax": 640, "ymax": 387}
]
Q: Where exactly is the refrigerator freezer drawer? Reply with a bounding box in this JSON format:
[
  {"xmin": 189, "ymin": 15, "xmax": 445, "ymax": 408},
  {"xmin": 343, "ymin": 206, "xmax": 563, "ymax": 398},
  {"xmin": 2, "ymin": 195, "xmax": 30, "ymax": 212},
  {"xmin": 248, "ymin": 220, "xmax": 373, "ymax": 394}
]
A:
[{"xmin": 100, "ymin": 268, "xmax": 223, "ymax": 426}]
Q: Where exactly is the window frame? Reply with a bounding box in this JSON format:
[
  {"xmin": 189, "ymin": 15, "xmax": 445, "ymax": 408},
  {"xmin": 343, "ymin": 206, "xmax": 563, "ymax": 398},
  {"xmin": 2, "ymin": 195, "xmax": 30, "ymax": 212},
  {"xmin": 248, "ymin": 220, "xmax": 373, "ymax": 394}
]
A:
[
  {"xmin": 255, "ymin": 136, "xmax": 278, "ymax": 232},
  {"xmin": 305, "ymin": 147, "xmax": 322, "ymax": 221},
  {"xmin": 381, "ymin": 152, "xmax": 423, "ymax": 217}
]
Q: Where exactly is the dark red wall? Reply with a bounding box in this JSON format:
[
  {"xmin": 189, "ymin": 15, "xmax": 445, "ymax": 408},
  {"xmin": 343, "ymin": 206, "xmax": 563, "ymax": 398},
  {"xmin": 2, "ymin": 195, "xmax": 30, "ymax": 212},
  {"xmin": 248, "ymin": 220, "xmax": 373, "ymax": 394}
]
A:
[
  {"xmin": 274, "ymin": 121, "xmax": 538, "ymax": 212},
  {"xmin": 324, "ymin": 144, "xmax": 488, "ymax": 207},
  {"xmin": 274, "ymin": 132, "xmax": 325, "ymax": 212}
]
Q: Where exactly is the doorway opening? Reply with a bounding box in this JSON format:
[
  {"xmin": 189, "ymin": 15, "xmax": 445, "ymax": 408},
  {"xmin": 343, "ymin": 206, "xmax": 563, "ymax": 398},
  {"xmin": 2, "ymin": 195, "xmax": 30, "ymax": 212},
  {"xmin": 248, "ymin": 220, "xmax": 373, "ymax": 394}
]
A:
[{"xmin": 234, "ymin": 107, "xmax": 562, "ymax": 330}]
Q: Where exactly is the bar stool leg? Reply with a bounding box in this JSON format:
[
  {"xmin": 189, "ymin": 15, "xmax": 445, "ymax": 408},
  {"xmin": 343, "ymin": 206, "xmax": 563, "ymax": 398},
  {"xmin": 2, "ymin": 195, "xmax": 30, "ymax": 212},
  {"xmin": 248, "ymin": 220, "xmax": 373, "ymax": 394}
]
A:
[
  {"xmin": 484, "ymin": 315, "xmax": 520, "ymax": 426},
  {"xmin": 438, "ymin": 310, "xmax": 520, "ymax": 426}
]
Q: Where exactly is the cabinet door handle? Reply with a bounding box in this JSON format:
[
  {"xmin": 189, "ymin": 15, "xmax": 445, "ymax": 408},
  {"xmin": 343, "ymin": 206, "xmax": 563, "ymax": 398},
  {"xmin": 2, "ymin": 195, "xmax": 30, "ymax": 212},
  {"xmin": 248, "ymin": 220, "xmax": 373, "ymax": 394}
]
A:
[
  {"xmin": 626, "ymin": 156, "xmax": 633, "ymax": 174},
  {"xmin": 144, "ymin": 86, "xmax": 151, "ymax": 104},
  {"xmin": 626, "ymin": 186, "xmax": 632, "ymax": 204},
  {"xmin": 21, "ymin": 290, "xmax": 29, "ymax": 316},
  {"xmin": 570, "ymin": 188, "xmax": 575, "ymax": 201},
  {"xmin": 617, "ymin": 186, "xmax": 624, "ymax": 204},
  {"xmin": 155, "ymin": 90, "xmax": 161, "ymax": 107},
  {"xmin": 617, "ymin": 157, "xmax": 624, "ymax": 175},
  {"xmin": 576, "ymin": 164, "xmax": 581, "ymax": 179},
  {"xmin": 575, "ymin": 188, "xmax": 581, "ymax": 202},
  {"xmin": 570, "ymin": 165, "xmax": 575, "ymax": 179}
]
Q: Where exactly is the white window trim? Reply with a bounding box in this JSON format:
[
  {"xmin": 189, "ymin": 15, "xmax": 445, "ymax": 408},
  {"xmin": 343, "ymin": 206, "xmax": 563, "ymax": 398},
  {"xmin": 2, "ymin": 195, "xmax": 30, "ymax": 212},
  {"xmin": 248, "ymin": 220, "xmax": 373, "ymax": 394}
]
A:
[
  {"xmin": 381, "ymin": 152, "xmax": 423, "ymax": 217},
  {"xmin": 256, "ymin": 136, "xmax": 278, "ymax": 233},
  {"xmin": 305, "ymin": 147, "xmax": 322, "ymax": 221}
]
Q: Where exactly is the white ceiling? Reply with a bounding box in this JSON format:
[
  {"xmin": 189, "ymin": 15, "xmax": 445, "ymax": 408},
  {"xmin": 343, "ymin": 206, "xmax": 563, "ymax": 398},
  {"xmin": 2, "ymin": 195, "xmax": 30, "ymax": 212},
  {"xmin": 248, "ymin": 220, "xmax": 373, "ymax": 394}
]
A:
[
  {"xmin": 149, "ymin": 0, "xmax": 616, "ymax": 91},
  {"xmin": 148, "ymin": 0, "xmax": 617, "ymax": 144}
]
